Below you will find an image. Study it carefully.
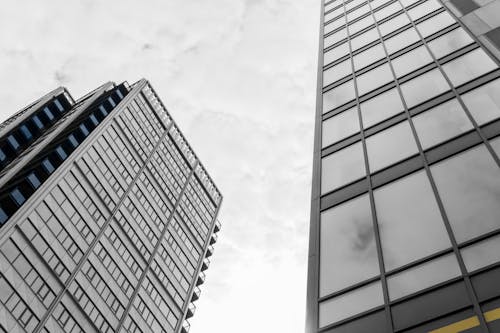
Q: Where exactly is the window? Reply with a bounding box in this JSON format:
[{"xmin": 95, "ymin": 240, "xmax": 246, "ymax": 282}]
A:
[
  {"xmin": 319, "ymin": 281, "xmax": 384, "ymax": 327},
  {"xmin": 413, "ymin": 98, "xmax": 473, "ymax": 149},
  {"xmin": 353, "ymin": 43, "xmax": 386, "ymax": 70},
  {"xmin": 427, "ymin": 28, "xmax": 474, "ymax": 59},
  {"xmin": 0, "ymin": 207, "xmax": 7, "ymax": 224},
  {"xmin": 99, "ymin": 105, "xmax": 108, "ymax": 116},
  {"xmin": 347, "ymin": 4, "xmax": 370, "ymax": 22},
  {"xmin": 321, "ymin": 141, "xmax": 365, "ymax": 194},
  {"xmin": 461, "ymin": 234, "xmax": 500, "ymax": 272},
  {"xmin": 116, "ymin": 90, "xmax": 124, "ymax": 99},
  {"xmin": 325, "ymin": 18, "xmax": 346, "ymax": 35},
  {"xmin": 323, "ymin": 80, "xmax": 356, "ymax": 112},
  {"xmin": 322, "ymin": 107, "xmax": 360, "ymax": 147},
  {"xmin": 350, "ymin": 28, "xmax": 380, "ymax": 51},
  {"xmin": 54, "ymin": 99, "xmax": 64, "ymax": 112},
  {"xmin": 79, "ymin": 123, "xmax": 89, "ymax": 136},
  {"xmin": 416, "ymin": 11, "xmax": 455, "ymax": 37},
  {"xmin": 20, "ymin": 125, "xmax": 32, "ymax": 140},
  {"xmin": 366, "ymin": 121, "xmax": 419, "ymax": 172},
  {"xmin": 324, "ymin": 59, "xmax": 352, "ymax": 86},
  {"xmin": 68, "ymin": 134, "xmax": 79, "ymax": 148},
  {"xmin": 42, "ymin": 158, "xmax": 55, "ymax": 174},
  {"xmin": 324, "ymin": 42, "xmax": 350, "ymax": 66},
  {"xmin": 374, "ymin": 1, "xmax": 403, "ymax": 22},
  {"xmin": 0, "ymin": 148, "xmax": 6, "ymax": 162},
  {"xmin": 325, "ymin": 6, "xmax": 345, "ymax": 24},
  {"xmin": 360, "ymin": 88, "xmax": 404, "ymax": 128},
  {"xmin": 384, "ymin": 27, "xmax": 420, "ymax": 55},
  {"xmin": 442, "ymin": 48, "xmax": 497, "ymax": 87},
  {"xmin": 461, "ymin": 79, "xmax": 500, "ymax": 126},
  {"xmin": 108, "ymin": 97, "xmax": 116, "ymax": 107},
  {"xmin": 374, "ymin": 170, "xmax": 451, "ymax": 270},
  {"xmin": 392, "ymin": 45, "xmax": 433, "ymax": 77},
  {"xmin": 89, "ymin": 114, "xmax": 99, "ymax": 126},
  {"xmin": 400, "ymin": 68, "xmax": 450, "ymax": 108},
  {"xmin": 325, "ymin": 28, "xmax": 348, "ymax": 48},
  {"xmin": 43, "ymin": 107, "xmax": 54, "ymax": 121},
  {"xmin": 27, "ymin": 172, "xmax": 41, "ymax": 189},
  {"xmin": 56, "ymin": 146, "xmax": 67, "ymax": 160},
  {"xmin": 320, "ymin": 194, "xmax": 380, "ymax": 296},
  {"xmin": 431, "ymin": 144, "xmax": 500, "ymax": 243},
  {"xmin": 371, "ymin": 0, "xmax": 392, "ymax": 10},
  {"xmin": 379, "ymin": 13, "xmax": 411, "ymax": 36},
  {"xmin": 357, "ymin": 63, "xmax": 394, "ymax": 96},
  {"xmin": 7, "ymin": 135, "xmax": 20, "ymax": 150},
  {"xmin": 407, "ymin": 0, "xmax": 442, "ymax": 21},
  {"xmin": 32, "ymin": 115, "xmax": 44, "ymax": 130},
  {"xmin": 349, "ymin": 15, "xmax": 375, "ymax": 35},
  {"xmin": 387, "ymin": 253, "xmax": 461, "ymax": 300},
  {"xmin": 346, "ymin": 0, "xmax": 367, "ymax": 11},
  {"xmin": 11, "ymin": 188, "xmax": 25, "ymax": 206},
  {"xmin": 401, "ymin": 0, "xmax": 420, "ymax": 6}
]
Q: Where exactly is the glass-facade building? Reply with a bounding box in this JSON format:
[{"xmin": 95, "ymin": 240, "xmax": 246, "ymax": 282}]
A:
[
  {"xmin": 0, "ymin": 79, "xmax": 222, "ymax": 333},
  {"xmin": 307, "ymin": 0, "xmax": 500, "ymax": 331}
]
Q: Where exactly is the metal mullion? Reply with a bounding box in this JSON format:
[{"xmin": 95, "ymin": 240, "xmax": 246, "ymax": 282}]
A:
[
  {"xmin": 386, "ymin": 1, "xmax": 492, "ymax": 330},
  {"xmin": 343, "ymin": 0, "xmax": 395, "ymax": 330}
]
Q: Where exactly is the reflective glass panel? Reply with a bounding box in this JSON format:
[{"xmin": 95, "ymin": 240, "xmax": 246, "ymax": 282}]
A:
[
  {"xmin": 431, "ymin": 144, "xmax": 500, "ymax": 243},
  {"xmin": 346, "ymin": 0, "xmax": 367, "ymax": 11},
  {"xmin": 462, "ymin": 79, "xmax": 500, "ymax": 126},
  {"xmin": 7, "ymin": 135, "xmax": 19, "ymax": 150},
  {"xmin": 326, "ymin": 0, "xmax": 341, "ymax": 12},
  {"xmin": 20, "ymin": 125, "xmax": 32, "ymax": 140},
  {"xmin": 416, "ymin": 11, "xmax": 455, "ymax": 37},
  {"xmin": 360, "ymin": 88, "xmax": 404, "ymax": 128},
  {"xmin": 323, "ymin": 80, "xmax": 356, "ymax": 112},
  {"xmin": 461, "ymin": 234, "xmax": 500, "ymax": 272},
  {"xmin": 0, "ymin": 149, "xmax": 5, "ymax": 162},
  {"xmin": 400, "ymin": 68, "xmax": 450, "ymax": 108},
  {"xmin": 353, "ymin": 43, "xmax": 386, "ymax": 70},
  {"xmin": 320, "ymin": 194, "xmax": 379, "ymax": 296},
  {"xmin": 319, "ymin": 281, "xmax": 384, "ymax": 327},
  {"xmin": 387, "ymin": 253, "xmax": 461, "ymax": 300},
  {"xmin": 347, "ymin": 4, "xmax": 370, "ymax": 22},
  {"xmin": 413, "ymin": 98, "xmax": 473, "ymax": 149},
  {"xmin": 374, "ymin": 170, "xmax": 451, "ymax": 270},
  {"xmin": 351, "ymin": 28, "xmax": 380, "ymax": 51},
  {"xmin": 43, "ymin": 107, "xmax": 54, "ymax": 121},
  {"xmin": 325, "ymin": 28, "xmax": 348, "ymax": 48},
  {"xmin": 401, "ymin": 0, "xmax": 420, "ymax": 7},
  {"xmin": 374, "ymin": 1, "xmax": 403, "ymax": 22},
  {"xmin": 322, "ymin": 107, "xmax": 360, "ymax": 148},
  {"xmin": 32, "ymin": 115, "xmax": 43, "ymax": 129},
  {"xmin": 324, "ymin": 59, "xmax": 353, "ymax": 86},
  {"xmin": 357, "ymin": 63, "xmax": 394, "ymax": 96},
  {"xmin": 321, "ymin": 141, "xmax": 366, "ymax": 194},
  {"xmin": 326, "ymin": 17, "xmax": 346, "ymax": 35},
  {"xmin": 326, "ymin": 6, "xmax": 345, "ymax": 23},
  {"xmin": 407, "ymin": 0, "xmax": 442, "ymax": 21},
  {"xmin": 324, "ymin": 42, "xmax": 350, "ymax": 65},
  {"xmin": 54, "ymin": 99, "xmax": 64, "ymax": 112},
  {"xmin": 385, "ymin": 27, "xmax": 420, "ymax": 55},
  {"xmin": 379, "ymin": 13, "xmax": 411, "ymax": 36},
  {"xmin": 11, "ymin": 188, "xmax": 25, "ymax": 206},
  {"xmin": 427, "ymin": 28, "xmax": 474, "ymax": 59},
  {"xmin": 442, "ymin": 48, "xmax": 497, "ymax": 87},
  {"xmin": 371, "ymin": 0, "xmax": 392, "ymax": 10},
  {"xmin": 366, "ymin": 121, "xmax": 418, "ymax": 172},
  {"xmin": 392, "ymin": 45, "xmax": 433, "ymax": 77},
  {"xmin": 349, "ymin": 14, "xmax": 375, "ymax": 35},
  {"xmin": 27, "ymin": 173, "xmax": 41, "ymax": 189}
]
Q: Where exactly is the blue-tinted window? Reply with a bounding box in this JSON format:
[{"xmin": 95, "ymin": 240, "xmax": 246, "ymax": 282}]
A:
[
  {"xmin": 108, "ymin": 96, "xmax": 116, "ymax": 107},
  {"xmin": 0, "ymin": 148, "xmax": 6, "ymax": 162},
  {"xmin": 116, "ymin": 90, "xmax": 124, "ymax": 99},
  {"xmin": 68, "ymin": 134, "xmax": 79, "ymax": 148},
  {"xmin": 7, "ymin": 135, "xmax": 20, "ymax": 150},
  {"xmin": 0, "ymin": 207, "xmax": 7, "ymax": 224},
  {"xmin": 11, "ymin": 188, "xmax": 25, "ymax": 206},
  {"xmin": 43, "ymin": 107, "xmax": 54, "ymax": 121},
  {"xmin": 99, "ymin": 105, "xmax": 108, "ymax": 116},
  {"xmin": 27, "ymin": 172, "xmax": 41, "ymax": 189},
  {"xmin": 80, "ymin": 123, "xmax": 89, "ymax": 136},
  {"xmin": 20, "ymin": 125, "xmax": 32, "ymax": 140},
  {"xmin": 89, "ymin": 114, "xmax": 99, "ymax": 126},
  {"xmin": 54, "ymin": 99, "xmax": 64, "ymax": 112},
  {"xmin": 32, "ymin": 115, "xmax": 44, "ymax": 129},
  {"xmin": 56, "ymin": 146, "xmax": 67, "ymax": 160},
  {"xmin": 42, "ymin": 158, "xmax": 55, "ymax": 174}
]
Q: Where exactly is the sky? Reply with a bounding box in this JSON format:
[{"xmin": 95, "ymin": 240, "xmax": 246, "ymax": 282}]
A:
[{"xmin": 0, "ymin": 1, "xmax": 319, "ymax": 332}]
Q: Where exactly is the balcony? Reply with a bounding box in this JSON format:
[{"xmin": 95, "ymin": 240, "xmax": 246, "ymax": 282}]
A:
[
  {"xmin": 206, "ymin": 245, "xmax": 214, "ymax": 257},
  {"xmin": 214, "ymin": 219, "xmax": 221, "ymax": 233},
  {"xmin": 201, "ymin": 258, "xmax": 210, "ymax": 271},
  {"xmin": 209, "ymin": 233, "xmax": 217, "ymax": 245},
  {"xmin": 181, "ymin": 321, "xmax": 190, "ymax": 333},
  {"xmin": 186, "ymin": 303, "xmax": 196, "ymax": 319},
  {"xmin": 196, "ymin": 271, "xmax": 206, "ymax": 286},
  {"xmin": 191, "ymin": 286, "xmax": 201, "ymax": 302}
]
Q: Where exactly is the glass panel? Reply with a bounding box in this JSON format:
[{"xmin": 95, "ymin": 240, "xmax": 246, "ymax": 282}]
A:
[
  {"xmin": 324, "ymin": 42, "xmax": 350, "ymax": 65},
  {"xmin": 371, "ymin": 0, "xmax": 392, "ymax": 10},
  {"xmin": 346, "ymin": 0, "xmax": 367, "ymax": 11},
  {"xmin": 385, "ymin": 27, "xmax": 420, "ymax": 55},
  {"xmin": 401, "ymin": 0, "xmax": 420, "ymax": 7},
  {"xmin": 387, "ymin": 253, "xmax": 461, "ymax": 300},
  {"xmin": 319, "ymin": 281, "xmax": 384, "ymax": 327},
  {"xmin": 11, "ymin": 188, "xmax": 25, "ymax": 206},
  {"xmin": 325, "ymin": 28, "xmax": 348, "ymax": 48},
  {"xmin": 357, "ymin": 63, "xmax": 394, "ymax": 96},
  {"xmin": 347, "ymin": 4, "xmax": 370, "ymax": 22},
  {"xmin": 360, "ymin": 88, "xmax": 404, "ymax": 128},
  {"xmin": 326, "ymin": 6, "xmax": 345, "ymax": 23},
  {"xmin": 43, "ymin": 107, "xmax": 54, "ymax": 121},
  {"xmin": 416, "ymin": 11, "xmax": 455, "ymax": 37},
  {"xmin": 0, "ymin": 207, "xmax": 7, "ymax": 224},
  {"xmin": 461, "ymin": 234, "xmax": 500, "ymax": 272},
  {"xmin": 80, "ymin": 123, "xmax": 89, "ymax": 136},
  {"xmin": 323, "ymin": 80, "xmax": 356, "ymax": 112},
  {"xmin": 374, "ymin": 170, "xmax": 451, "ymax": 270},
  {"xmin": 68, "ymin": 134, "xmax": 79, "ymax": 148},
  {"xmin": 442, "ymin": 48, "xmax": 497, "ymax": 87},
  {"xmin": 27, "ymin": 173, "xmax": 41, "ymax": 189},
  {"xmin": 54, "ymin": 99, "xmax": 64, "ymax": 112},
  {"xmin": 392, "ymin": 45, "xmax": 433, "ymax": 77},
  {"xmin": 400, "ymin": 68, "xmax": 450, "ymax": 108},
  {"xmin": 353, "ymin": 43, "xmax": 386, "ymax": 70},
  {"xmin": 320, "ymin": 194, "xmax": 380, "ymax": 296},
  {"xmin": 321, "ymin": 141, "xmax": 366, "ymax": 194},
  {"xmin": 462, "ymin": 79, "xmax": 500, "ymax": 126},
  {"xmin": 431, "ymin": 144, "xmax": 500, "ymax": 243},
  {"xmin": 56, "ymin": 146, "xmax": 67, "ymax": 160},
  {"xmin": 32, "ymin": 115, "xmax": 44, "ymax": 129},
  {"xmin": 349, "ymin": 15, "xmax": 375, "ymax": 35},
  {"xmin": 42, "ymin": 159, "xmax": 55, "ymax": 174},
  {"xmin": 322, "ymin": 107, "xmax": 360, "ymax": 147},
  {"xmin": 326, "ymin": 0, "xmax": 341, "ymax": 12},
  {"xmin": 324, "ymin": 59, "xmax": 353, "ymax": 86},
  {"xmin": 413, "ymin": 99, "xmax": 473, "ymax": 149},
  {"xmin": 326, "ymin": 17, "xmax": 346, "ymax": 35},
  {"xmin": 366, "ymin": 121, "xmax": 419, "ymax": 172},
  {"xmin": 0, "ymin": 148, "xmax": 5, "ymax": 162},
  {"xmin": 407, "ymin": 0, "xmax": 442, "ymax": 21},
  {"xmin": 351, "ymin": 28, "xmax": 380, "ymax": 51},
  {"xmin": 379, "ymin": 13, "xmax": 411, "ymax": 36},
  {"xmin": 374, "ymin": 1, "xmax": 403, "ymax": 22},
  {"xmin": 7, "ymin": 135, "xmax": 20, "ymax": 150},
  {"xmin": 20, "ymin": 125, "xmax": 32, "ymax": 140},
  {"xmin": 427, "ymin": 28, "xmax": 474, "ymax": 59}
]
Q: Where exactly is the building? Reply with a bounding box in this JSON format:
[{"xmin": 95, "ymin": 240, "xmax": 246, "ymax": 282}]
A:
[
  {"xmin": 0, "ymin": 79, "xmax": 222, "ymax": 333},
  {"xmin": 306, "ymin": 0, "xmax": 500, "ymax": 332}
]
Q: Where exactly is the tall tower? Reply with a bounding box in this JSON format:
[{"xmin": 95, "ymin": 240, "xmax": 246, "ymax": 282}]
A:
[
  {"xmin": 307, "ymin": 0, "xmax": 500, "ymax": 331},
  {"xmin": 0, "ymin": 79, "xmax": 222, "ymax": 333}
]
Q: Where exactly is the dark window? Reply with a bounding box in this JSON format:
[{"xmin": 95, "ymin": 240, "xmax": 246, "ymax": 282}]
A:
[
  {"xmin": 0, "ymin": 207, "xmax": 7, "ymax": 224},
  {"xmin": 54, "ymin": 99, "xmax": 64, "ymax": 112},
  {"xmin": 89, "ymin": 114, "xmax": 99, "ymax": 126},
  {"xmin": 32, "ymin": 115, "xmax": 44, "ymax": 129},
  {"xmin": 19, "ymin": 125, "xmax": 32, "ymax": 140},
  {"xmin": 99, "ymin": 105, "xmax": 108, "ymax": 116},
  {"xmin": 56, "ymin": 146, "xmax": 67, "ymax": 160},
  {"xmin": 116, "ymin": 90, "xmax": 124, "ymax": 99},
  {"xmin": 42, "ymin": 158, "xmax": 55, "ymax": 174},
  {"xmin": 27, "ymin": 173, "xmax": 41, "ymax": 189},
  {"xmin": 0, "ymin": 148, "xmax": 6, "ymax": 162},
  {"xmin": 108, "ymin": 96, "xmax": 116, "ymax": 107},
  {"xmin": 10, "ymin": 188, "xmax": 25, "ymax": 206},
  {"xmin": 7, "ymin": 135, "xmax": 20, "ymax": 150},
  {"xmin": 68, "ymin": 134, "xmax": 79, "ymax": 148},
  {"xmin": 43, "ymin": 107, "xmax": 54, "ymax": 121},
  {"xmin": 79, "ymin": 124, "xmax": 89, "ymax": 137}
]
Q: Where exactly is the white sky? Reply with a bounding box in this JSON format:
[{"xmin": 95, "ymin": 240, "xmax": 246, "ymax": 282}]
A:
[{"xmin": 0, "ymin": 1, "xmax": 319, "ymax": 332}]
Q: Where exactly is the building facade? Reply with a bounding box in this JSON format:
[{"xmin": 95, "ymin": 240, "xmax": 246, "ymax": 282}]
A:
[
  {"xmin": 0, "ymin": 79, "xmax": 222, "ymax": 333},
  {"xmin": 307, "ymin": 0, "xmax": 500, "ymax": 331}
]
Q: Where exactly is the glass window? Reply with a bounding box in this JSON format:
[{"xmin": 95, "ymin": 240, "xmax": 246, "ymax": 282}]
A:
[
  {"xmin": 371, "ymin": 0, "xmax": 392, "ymax": 10},
  {"xmin": 324, "ymin": 42, "xmax": 350, "ymax": 66},
  {"xmin": 387, "ymin": 253, "xmax": 461, "ymax": 300},
  {"xmin": 325, "ymin": 18, "xmax": 346, "ymax": 35},
  {"xmin": 0, "ymin": 148, "xmax": 5, "ymax": 162},
  {"xmin": 374, "ymin": 1, "xmax": 403, "ymax": 22},
  {"xmin": 68, "ymin": 134, "xmax": 79, "ymax": 148},
  {"xmin": 385, "ymin": 27, "xmax": 420, "ymax": 55},
  {"xmin": 431, "ymin": 144, "xmax": 500, "ymax": 243},
  {"xmin": 357, "ymin": 63, "xmax": 394, "ymax": 96},
  {"xmin": 347, "ymin": 4, "xmax": 370, "ymax": 22},
  {"xmin": 408, "ymin": 0, "xmax": 442, "ymax": 21},
  {"xmin": 360, "ymin": 88, "xmax": 404, "ymax": 128},
  {"xmin": 326, "ymin": 6, "xmax": 345, "ymax": 23},
  {"xmin": 319, "ymin": 281, "xmax": 384, "ymax": 327},
  {"xmin": 462, "ymin": 79, "xmax": 500, "ymax": 126},
  {"xmin": 32, "ymin": 115, "xmax": 44, "ymax": 129},
  {"xmin": 108, "ymin": 96, "xmax": 116, "ymax": 108},
  {"xmin": 427, "ymin": 28, "xmax": 474, "ymax": 59},
  {"xmin": 413, "ymin": 99, "xmax": 473, "ymax": 149},
  {"xmin": 42, "ymin": 158, "xmax": 55, "ymax": 174},
  {"xmin": 461, "ymin": 234, "xmax": 500, "ymax": 272},
  {"xmin": 89, "ymin": 114, "xmax": 99, "ymax": 126},
  {"xmin": 7, "ymin": 135, "xmax": 20, "ymax": 150},
  {"xmin": 351, "ymin": 28, "xmax": 380, "ymax": 51},
  {"xmin": 326, "ymin": 0, "xmax": 341, "ymax": 12},
  {"xmin": 349, "ymin": 14, "xmax": 375, "ymax": 35},
  {"xmin": 374, "ymin": 170, "xmax": 451, "ymax": 270},
  {"xmin": 325, "ymin": 28, "xmax": 348, "ymax": 48},
  {"xmin": 392, "ymin": 45, "xmax": 433, "ymax": 78},
  {"xmin": 56, "ymin": 146, "xmax": 67, "ymax": 160},
  {"xmin": 442, "ymin": 48, "xmax": 497, "ymax": 87},
  {"xmin": 11, "ymin": 188, "xmax": 25, "ymax": 206},
  {"xmin": 322, "ymin": 107, "xmax": 360, "ymax": 148},
  {"xmin": 20, "ymin": 125, "xmax": 32, "ymax": 140},
  {"xmin": 43, "ymin": 107, "xmax": 54, "ymax": 121},
  {"xmin": 353, "ymin": 43, "xmax": 386, "ymax": 71},
  {"xmin": 320, "ymin": 194, "xmax": 380, "ymax": 296},
  {"xmin": 379, "ymin": 13, "xmax": 411, "ymax": 36},
  {"xmin": 79, "ymin": 123, "xmax": 89, "ymax": 136},
  {"xmin": 99, "ymin": 105, "xmax": 108, "ymax": 116},
  {"xmin": 54, "ymin": 99, "xmax": 64, "ymax": 112},
  {"xmin": 324, "ymin": 59, "xmax": 353, "ymax": 86},
  {"xmin": 400, "ymin": 68, "xmax": 450, "ymax": 108},
  {"xmin": 346, "ymin": 0, "xmax": 367, "ymax": 11},
  {"xmin": 116, "ymin": 90, "xmax": 124, "ymax": 99},
  {"xmin": 366, "ymin": 121, "xmax": 419, "ymax": 172},
  {"xmin": 0, "ymin": 207, "xmax": 7, "ymax": 224},
  {"xmin": 321, "ymin": 141, "xmax": 366, "ymax": 194},
  {"xmin": 323, "ymin": 80, "xmax": 356, "ymax": 112},
  {"xmin": 416, "ymin": 11, "xmax": 455, "ymax": 37},
  {"xmin": 401, "ymin": 0, "xmax": 420, "ymax": 7},
  {"xmin": 27, "ymin": 173, "xmax": 41, "ymax": 189}
]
